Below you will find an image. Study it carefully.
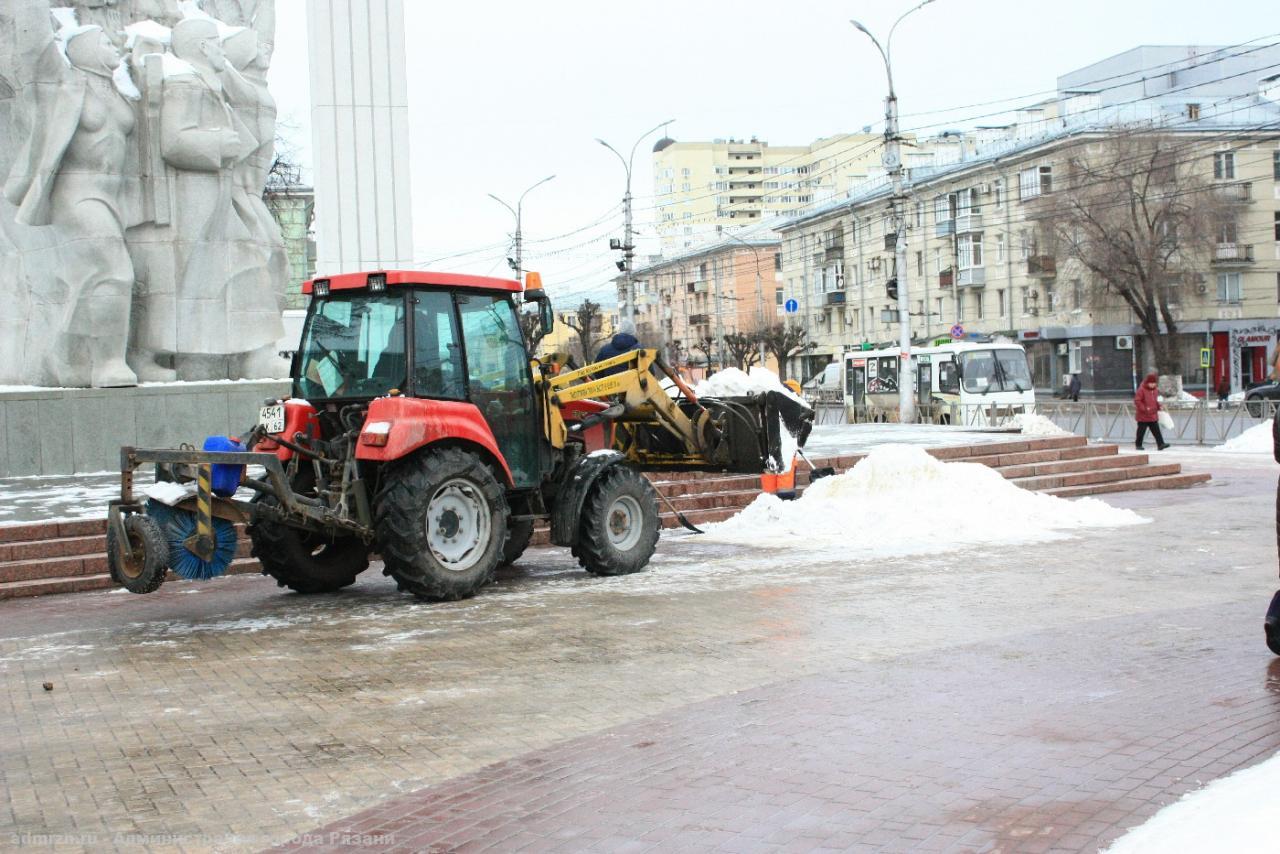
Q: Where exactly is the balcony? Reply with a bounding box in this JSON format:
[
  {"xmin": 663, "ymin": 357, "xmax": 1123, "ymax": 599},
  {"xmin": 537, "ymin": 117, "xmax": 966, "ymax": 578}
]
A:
[
  {"xmin": 1212, "ymin": 243, "xmax": 1254, "ymax": 265},
  {"xmin": 956, "ymin": 267, "xmax": 986, "ymax": 287},
  {"xmin": 728, "ymin": 183, "xmax": 762, "ymax": 192},
  {"xmin": 1027, "ymin": 255, "xmax": 1057, "ymax": 278},
  {"xmin": 938, "ymin": 268, "xmax": 954, "ymax": 288},
  {"xmin": 955, "ymin": 212, "xmax": 983, "ymax": 233},
  {"xmin": 883, "ymin": 232, "xmax": 898, "ymax": 250},
  {"xmin": 689, "ymin": 313, "xmax": 709, "ymax": 326},
  {"xmin": 824, "ymin": 244, "xmax": 844, "ymax": 261},
  {"xmin": 1212, "ymin": 182, "xmax": 1252, "ymax": 203},
  {"xmin": 935, "ymin": 219, "xmax": 955, "ymax": 238},
  {"xmin": 686, "ymin": 280, "xmax": 708, "ymax": 294},
  {"xmin": 825, "ymin": 291, "xmax": 847, "ymax": 306}
]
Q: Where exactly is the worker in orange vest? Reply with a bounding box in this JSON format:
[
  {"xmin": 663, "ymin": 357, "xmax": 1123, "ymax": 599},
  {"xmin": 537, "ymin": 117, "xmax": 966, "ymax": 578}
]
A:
[{"xmin": 762, "ymin": 379, "xmax": 804, "ymax": 499}]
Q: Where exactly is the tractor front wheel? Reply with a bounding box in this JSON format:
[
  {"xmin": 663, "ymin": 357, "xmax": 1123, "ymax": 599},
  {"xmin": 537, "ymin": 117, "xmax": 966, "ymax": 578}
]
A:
[
  {"xmin": 574, "ymin": 466, "xmax": 660, "ymax": 577},
  {"xmin": 247, "ymin": 510, "xmax": 370, "ymax": 594},
  {"xmin": 108, "ymin": 514, "xmax": 170, "ymax": 594},
  {"xmin": 376, "ymin": 448, "xmax": 509, "ymax": 601}
]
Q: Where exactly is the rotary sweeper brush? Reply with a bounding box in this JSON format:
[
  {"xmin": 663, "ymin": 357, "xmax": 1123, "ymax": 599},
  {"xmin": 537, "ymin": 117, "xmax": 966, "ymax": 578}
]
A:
[{"xmin": 107, "ymin": 270, "xmax": 813, "ymax": 603}]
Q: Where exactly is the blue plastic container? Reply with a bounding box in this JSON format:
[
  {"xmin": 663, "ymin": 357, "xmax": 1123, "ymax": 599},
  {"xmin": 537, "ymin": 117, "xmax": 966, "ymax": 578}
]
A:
[{"xmin": 202, "ymin": 436, "xmax": 246, "ymax": 497}]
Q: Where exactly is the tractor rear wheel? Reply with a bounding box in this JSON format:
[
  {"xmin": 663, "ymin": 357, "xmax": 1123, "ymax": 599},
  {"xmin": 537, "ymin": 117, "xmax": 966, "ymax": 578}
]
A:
[
  {"xmin": 108, "ymin": 514, "xmax": 169, "ymax": 594},
  {"xmin": 247, "ymin": 508, "xmax": 370, "ymax": 594},
  {"xmin": 501, "ymin": 519, "xmax": 536, "ymax": 567},
  {"xmin": 574, "ymin": 466, "xmax": 660, "ymax": 577},
  {"xmin": 375, "ymin": 448, "xmax": 509, "ymax": 601}
]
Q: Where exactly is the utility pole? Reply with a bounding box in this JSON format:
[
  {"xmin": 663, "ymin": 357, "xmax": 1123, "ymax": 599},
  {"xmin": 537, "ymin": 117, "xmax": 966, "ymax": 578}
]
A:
[
  {"xmin": 598, "ymin": 120, "xmax": 674, "ymax": 327},
  {"xmin": 488, "ymin": 174, "xmax": 555, "ymax": 282},
  {"xmin": 853, "ymin": 1, "xmax": 936, "ymax": 423}
]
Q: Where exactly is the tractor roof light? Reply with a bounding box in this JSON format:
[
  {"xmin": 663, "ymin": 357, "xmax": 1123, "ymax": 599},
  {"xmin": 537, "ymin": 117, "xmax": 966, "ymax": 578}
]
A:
[
  {"xmin": 313, "ymin": 278, "xmax": 330, "ymax": 297},
  {"xmin": 367, "ymin": 272, "xmax": 387, "ymax": 293},
  {"xmin": 524, "ymin": 271, "xmax": 543, "ymax": 292}
]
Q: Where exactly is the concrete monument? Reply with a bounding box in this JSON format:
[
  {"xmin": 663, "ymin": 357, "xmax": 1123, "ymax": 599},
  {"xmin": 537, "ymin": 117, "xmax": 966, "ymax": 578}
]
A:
[{"xmin": 0, "ymin": 0, "xmax": 288, "ymax": 387}]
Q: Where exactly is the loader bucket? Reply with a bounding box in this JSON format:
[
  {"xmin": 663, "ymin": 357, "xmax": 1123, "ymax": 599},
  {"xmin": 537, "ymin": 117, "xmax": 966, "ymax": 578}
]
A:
[{"xmin": 700, "ymin": 391, "xmax": 813, "ymax": 474}]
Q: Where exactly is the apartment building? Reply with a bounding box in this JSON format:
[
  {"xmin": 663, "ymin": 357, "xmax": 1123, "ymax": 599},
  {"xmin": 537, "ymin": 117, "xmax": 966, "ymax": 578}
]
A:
[
  {"xmin": 651, "ymin": 134, "xmax": 893, "ymax": 253},
  {"xmin": 623, "ymin": 225, "xmax": 782, "ymax": 374},
  {"xmin": 775, "ymin": 47, "xmax": 1280, "ymax": 395}
]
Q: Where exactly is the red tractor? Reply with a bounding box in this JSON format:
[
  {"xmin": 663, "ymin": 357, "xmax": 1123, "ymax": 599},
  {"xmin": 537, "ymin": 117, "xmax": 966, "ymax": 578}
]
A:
[{"xmin": 107, "ymin": 270, "xmax": 812, "ymax": 602}]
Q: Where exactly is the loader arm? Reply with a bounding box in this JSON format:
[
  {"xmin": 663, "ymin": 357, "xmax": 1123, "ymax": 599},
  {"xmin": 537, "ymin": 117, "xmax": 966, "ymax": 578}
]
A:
[{"xmin": 540, "ymin": 349, "xmax": 812, "ymax": 474}]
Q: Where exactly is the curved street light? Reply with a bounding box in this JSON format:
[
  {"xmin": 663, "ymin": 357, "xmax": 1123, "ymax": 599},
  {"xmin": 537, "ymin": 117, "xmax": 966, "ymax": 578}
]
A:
[
  {"xmin": 488, "ymin": 174, "xmax": 556, "ymax": 283},
  {"xmin": 597, "ymin": 119, "xmax": 675, "ymax": 326},
  {"xmin": 850, "ymin": 0, "xmax": 937, "ymax": 423}
]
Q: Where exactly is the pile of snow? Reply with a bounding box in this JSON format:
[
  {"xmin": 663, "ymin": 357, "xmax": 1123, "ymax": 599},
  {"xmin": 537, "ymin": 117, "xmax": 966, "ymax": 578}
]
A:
[
  {"xmin": 695, "ymin": 367, "xmax": 808, "ymax": 407},
  {"xmin": 144, "ymin": 481, "xmax": 196, "ymax": 506},
  {"xmin": 1006, "ymin": 413, "xmax": 1072, "ymax": 437},
  {"xmin": 1104, "ymin": 752, "xmax": 1280, "ymax": 854},
  {"xmin": 700, "ymin": 444, "xmax": 1145, "ymax": 556},
  {"xmin": 1212, "ymin": 420, "xmax": 1273, "ymax": 454},
  {"xmin": 1165, "ymin": 390, "xmax": 1203, "ymax": 409}
]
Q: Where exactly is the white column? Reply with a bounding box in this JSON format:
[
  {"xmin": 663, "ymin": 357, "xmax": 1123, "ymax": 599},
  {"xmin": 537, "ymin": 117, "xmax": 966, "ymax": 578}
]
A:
[{"xmin": 307, "ymin": 0, "xmax": 414, "ymax": 274}]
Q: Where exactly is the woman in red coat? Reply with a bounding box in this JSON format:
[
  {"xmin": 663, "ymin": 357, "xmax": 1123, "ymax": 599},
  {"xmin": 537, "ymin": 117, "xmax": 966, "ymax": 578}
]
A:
[{"xmin": 1133, "ymin": 372, "xmax": 1170, "ymax": 451}]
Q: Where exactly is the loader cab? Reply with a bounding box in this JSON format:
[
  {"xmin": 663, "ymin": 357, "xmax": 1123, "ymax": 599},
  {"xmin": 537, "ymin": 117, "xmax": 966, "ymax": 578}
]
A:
[{"xmin": 296, "ymin": 271, "xmax": 546, "ymax": 488}]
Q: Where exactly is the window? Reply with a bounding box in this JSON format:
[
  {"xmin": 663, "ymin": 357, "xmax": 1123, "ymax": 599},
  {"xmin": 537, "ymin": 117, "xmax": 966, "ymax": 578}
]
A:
[
  {"xmin": 297, "ymin": 292, "xmax": 407, "ymax": 400},
  {"xmin": 1019, "ymin": 165, "xmax": 1052, "ymax": 199},
  {"xmin": 938, "ymin": 360, "xmax": 960, "ymax": 394},
  {"xmin": 1187, "ymin": 103, "xmax": 1200, "ymax": 121},
  {"xmin": 1068, "ymin": 340, "xmax": 1082, "ymax": 374},
  {"xmin": 681, "ymin": 182, "xmax": 691, "ymax": 192},
  {"xmin": 1213, "ymin": 151, "xmax": 1235, "ymax": 180},
  {"xmin": 975, "ymin": 290, "xmax": 985, "ymax": 319},
  {"xmin": 957, "ymin": 234, "xmax": 983, "ymax": 269},
  {"xmin": 1219, "ymin": 221, "xmax": 1238, "ymax": 244},
  {"xmin": 933, "ymin": 247, "xmax": 942, "ymax": 274},
  {"xmin": 457, "ymin": 292, "xmax": 538, "ymax": 486},
  {"xmin": 681, "ymin": 167, "xmax": 691, "ymax": 178},
  {"xmin": 934, "ymin": 196, "xmax": 951, "ymax": 223},
  {"xmin": 412, "ymin": 290, "xmax": 465, "ymax": 400},
  {"xmin": 914, "ymin": 202, "xmax": 924, "ymax": 228},
  {"xmin": 1217, "ymin": 272, "xmax": 1242, "ymax": 303},
  {"xmin": 997, "ymin": 289, "xmax": 1006, "ymax": 316},
  {"xmin": 1276, "ymin": 273, "xmax": 1280, "ymax": 303},
  {"xmin": 958, "ymin": 349, "xmax": 1032, "ymax": 393},
  {"xmin": 916, "ymin": 251, "xmax": 924, "ymax": 276},
  {"xmin": 935, "ymin": 297, "xmax": 944, "ymax": 321},
  {"xmin": 994, "ymin": 179, "xmax": 1003, "ymax": 208},
  {"xmin": 1274, "ymin": 211, "xmax": 1279, "ymax": 241},
  {"xmin": 1072, "ymin": 278, "xmax": 1084, "ymax": 310},
  {"xmin": 996, "ymin": 233, "xmax": 1006, "ymax": 263},
  {"xmin": 1274, "ymin": 150, "xmax": 1280, "ymax": 180},
  {"xmin": 957, "ymin": 293, "xmax": 965, "ymax": 321}
]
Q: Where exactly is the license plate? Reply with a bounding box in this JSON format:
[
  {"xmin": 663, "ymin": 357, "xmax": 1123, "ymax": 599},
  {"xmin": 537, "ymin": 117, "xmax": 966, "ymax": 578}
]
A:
[{"xmin": 259, "ymin": 404, "xmax": 285, "ymax": 435}]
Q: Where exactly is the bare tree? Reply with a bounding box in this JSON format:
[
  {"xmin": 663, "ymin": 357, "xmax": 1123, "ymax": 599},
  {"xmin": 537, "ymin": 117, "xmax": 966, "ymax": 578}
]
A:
[
  {"xmin": 689, "ymin": 336, "xmax": 716, "ymax": 372},
  {"xmin": 722, "ymin": 331, "xmax": 762, "ymax": 371},
  {"xmin": 572, "ymin": 299, "xmax": 604, "ymax": 365},
  {"xmin": 519, "ymin": 307, "xmax": 545, "ymax": 356},
  {"xmin": 1033, "ymin": 130, "xmax": 1227, "ymax": 377},
  {"xmin": 759, "ymin": 324, "xmax": 809, "ymax": 382}
]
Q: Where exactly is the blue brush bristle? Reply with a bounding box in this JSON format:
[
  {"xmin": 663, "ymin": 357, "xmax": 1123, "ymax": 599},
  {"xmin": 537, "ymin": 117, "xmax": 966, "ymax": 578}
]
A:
[{"xmin": 147, "ymin": 499, "xmax": 237, "ymax": 580}]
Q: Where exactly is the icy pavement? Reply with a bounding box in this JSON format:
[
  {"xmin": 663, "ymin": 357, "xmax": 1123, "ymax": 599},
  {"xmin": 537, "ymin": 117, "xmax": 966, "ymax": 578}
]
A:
[{"xmin": 800, "ymin": 422, "xmax": 1021, "ymax": 457}]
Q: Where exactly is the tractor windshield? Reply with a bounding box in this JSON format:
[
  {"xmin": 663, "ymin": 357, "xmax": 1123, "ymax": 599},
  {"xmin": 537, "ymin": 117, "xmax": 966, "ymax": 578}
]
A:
[{"xmin": 296, "ymin": 293, "xmax": 407, "ymax": 400}]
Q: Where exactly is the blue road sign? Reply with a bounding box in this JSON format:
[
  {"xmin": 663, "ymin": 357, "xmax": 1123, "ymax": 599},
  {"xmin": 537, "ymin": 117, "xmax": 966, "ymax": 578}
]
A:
[
  {"xmin": 950, "ymin": 324, "xmax": 965, "ymax": 339},
  {"xmin": 784, "ymin": 298, "xmax": 799, "ymax": 314}
]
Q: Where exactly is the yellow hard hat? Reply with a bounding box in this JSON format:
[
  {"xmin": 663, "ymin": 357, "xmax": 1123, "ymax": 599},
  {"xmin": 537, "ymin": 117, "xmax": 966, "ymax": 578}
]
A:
[{"xmin": 783, "ymin": 379, "xmax": 802, "ymax": 395}]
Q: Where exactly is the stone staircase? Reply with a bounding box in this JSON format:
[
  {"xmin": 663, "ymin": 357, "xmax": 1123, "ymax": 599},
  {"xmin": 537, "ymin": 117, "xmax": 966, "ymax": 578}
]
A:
[{"xmin": 0, "ymin": 436, "xmax": 1209, "ymax": 601}]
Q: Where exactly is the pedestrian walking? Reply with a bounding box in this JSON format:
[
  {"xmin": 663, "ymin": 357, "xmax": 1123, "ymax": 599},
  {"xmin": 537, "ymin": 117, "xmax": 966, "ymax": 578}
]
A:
[
  {"xmin": 1133, "ymin": 372, "xmax": 1170, "ymax": 451},
  {"xmin": 1068, "ymin": 373, "xmax": 1081, "ymax": 402},
  {"xmin": 1216, "ymin": 375, "xmax": 1230, "ymax": 410},
  {"xmin": 1268, "ymin": 415, "xmax": 1280, "ymax": 655}
]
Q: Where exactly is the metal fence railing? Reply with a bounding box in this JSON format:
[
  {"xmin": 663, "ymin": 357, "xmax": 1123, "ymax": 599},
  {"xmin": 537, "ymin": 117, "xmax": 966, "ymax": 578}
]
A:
[{"xmin": 806, "ymin": 399, "xmax": 1277, "ymax": 445}]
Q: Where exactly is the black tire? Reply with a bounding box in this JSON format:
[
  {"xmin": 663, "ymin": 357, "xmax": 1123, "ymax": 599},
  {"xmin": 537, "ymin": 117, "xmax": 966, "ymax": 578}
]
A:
[
  {"xmin": 1247, "ymin": 397, "xmax": 1263, "ymax": 418},
  {"xmin": 573, "ymin": 466, "xmax": 660, "ymax": 577},
  {"xmin": 108, "ymin": 514, "xmax": 169, "ymax": 594},
  {"xmin": 1267, "ymin": 622, "xmax": 1280, "ymax": 657},
  {"xmin": 375, "ymin": 448, "xmax": 509, "ymax": 601},
  {"xmin": 501, "ymin": 518, "xmax": 536, "ymax": 567},
  {"xmin": 247, "ymin": 504, "xmax": 370, "ymax": 594}
]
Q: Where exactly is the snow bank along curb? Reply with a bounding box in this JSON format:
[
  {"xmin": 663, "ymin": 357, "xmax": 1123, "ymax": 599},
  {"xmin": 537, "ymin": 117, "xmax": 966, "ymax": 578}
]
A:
[
  {"xmin": 699, "ymin": 444, "xmax": 1146, "ymax": 558},
  {"xmin": 1211, "ymin": 419, "xmax": 1272, "ymax": 454},
  {"xmin": 1104, "ymin": 751, "xmax": 1280, "ymax": 854}
]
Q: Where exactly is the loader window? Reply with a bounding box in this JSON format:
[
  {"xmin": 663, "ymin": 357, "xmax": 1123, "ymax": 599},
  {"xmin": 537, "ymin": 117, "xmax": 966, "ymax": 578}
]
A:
[{"xmin": 296, "ymin": 294, "xmax": 407, "ymax": 400}]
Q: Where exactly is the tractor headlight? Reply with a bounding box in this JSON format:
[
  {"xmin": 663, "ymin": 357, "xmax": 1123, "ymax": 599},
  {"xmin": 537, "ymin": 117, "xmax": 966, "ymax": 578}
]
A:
[{"xmin": 360, "ymin": 420, "xmax": 392, "ymax": 447}]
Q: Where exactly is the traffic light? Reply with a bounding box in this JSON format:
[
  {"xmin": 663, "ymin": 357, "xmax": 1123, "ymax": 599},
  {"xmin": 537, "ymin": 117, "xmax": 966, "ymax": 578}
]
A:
[{"xmin": 886, "ymin": 277, "xmax": 898, "ymax": 301}]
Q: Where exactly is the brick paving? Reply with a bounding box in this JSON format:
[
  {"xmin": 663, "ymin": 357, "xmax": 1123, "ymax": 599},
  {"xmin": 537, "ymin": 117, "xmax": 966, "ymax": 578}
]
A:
[{"xmin": 0, "ymin": 450, "xmax": 1271, "ymax": 852}]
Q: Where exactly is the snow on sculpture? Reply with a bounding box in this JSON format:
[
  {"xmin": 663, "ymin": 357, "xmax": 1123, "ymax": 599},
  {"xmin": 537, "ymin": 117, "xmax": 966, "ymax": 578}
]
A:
[{"xmin": 0, "ymin": 0, "xmax": 288, "ymax": 386}]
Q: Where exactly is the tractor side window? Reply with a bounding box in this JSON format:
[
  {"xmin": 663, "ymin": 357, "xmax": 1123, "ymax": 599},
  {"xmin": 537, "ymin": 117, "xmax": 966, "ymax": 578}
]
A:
[
  {"xmin": 297, "ymin": 294, "xmax": 406, "ymax": 400},
  {"xmin": 412, "ymin": 291, "xmax": 465, "ymax": 399},
  {"xmin": 456, "ymin": 293, "xmax": 539, "ymax": 487}
]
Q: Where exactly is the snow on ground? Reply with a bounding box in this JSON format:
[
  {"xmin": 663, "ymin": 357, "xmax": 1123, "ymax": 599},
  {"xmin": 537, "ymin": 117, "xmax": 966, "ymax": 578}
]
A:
[
  {"xmin": 1006, "ymin": 413, "xmax": 1073, "ymax": 437},
  {"xmin": 700, "ymin": 444, "xmax": 1146, "ymax": 558},
  {"xmin": 1104, "ymin": 751, "xmax": 1280, "ymax": 854},
  {"xmin": 1211, "ymin": 419, "xmax": 1273, "ymax": 454},
  {"xmin": 695, "ymin": 367, "xmax": 807, "ymax": 407}
]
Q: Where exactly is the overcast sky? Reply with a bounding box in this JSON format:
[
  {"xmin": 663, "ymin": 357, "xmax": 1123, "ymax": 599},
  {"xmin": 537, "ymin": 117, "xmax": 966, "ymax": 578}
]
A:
[{"xmin": 267, "ymin": 0, "xmax": 1277, "ymax": 304}]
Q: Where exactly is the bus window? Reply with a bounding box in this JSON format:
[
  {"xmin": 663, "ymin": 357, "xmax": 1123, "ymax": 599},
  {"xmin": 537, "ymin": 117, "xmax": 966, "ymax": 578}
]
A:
[
  {"xmin": 996, "ymin": 349, "xmax": 1033, "ymax": 392},
  {"xmin": 960, "ymin": 351, "xmax": 998, "ymax": 393},
  {"xmin": 938, "ymin": 360, "xmax": 960, "ymax": 394}
]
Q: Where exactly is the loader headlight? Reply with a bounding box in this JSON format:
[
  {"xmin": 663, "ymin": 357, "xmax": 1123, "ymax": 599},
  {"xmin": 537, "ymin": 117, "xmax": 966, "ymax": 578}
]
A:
[{"xmin": 360, "ymin": 420, "xmax": 392, "ymax": 447}]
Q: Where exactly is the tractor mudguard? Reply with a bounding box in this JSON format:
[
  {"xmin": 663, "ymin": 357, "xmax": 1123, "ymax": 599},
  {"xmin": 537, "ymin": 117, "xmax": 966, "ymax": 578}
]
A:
[
  {"xmin": 549, "ymin": 451, "xmax": 629, "ymax": 548},
  {"xmin": 355, "ymin": 396, "xmax": 515, "ymax": 486}
]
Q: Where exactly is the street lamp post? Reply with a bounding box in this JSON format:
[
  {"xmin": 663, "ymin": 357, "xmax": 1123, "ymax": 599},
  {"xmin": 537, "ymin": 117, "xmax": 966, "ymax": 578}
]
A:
[
  {"xmin": 597, "ymin": 120, "xmax": 674, "ymax": 328},
  {"xmin": 724, "ymin": 231, "xmax": 769, "ymax": 368},
  {"xmin": 852, "ymin": 0, "xmax": 937, "ymax": 423},
  {"xmin": 488, "ymin": 174, "xmax": 556, "ymax": 283}
]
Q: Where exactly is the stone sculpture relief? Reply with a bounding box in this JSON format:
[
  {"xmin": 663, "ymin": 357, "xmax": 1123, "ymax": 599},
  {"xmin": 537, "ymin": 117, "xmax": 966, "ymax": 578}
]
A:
[{"xmin": 0, "ymin": 0, "xmax": 288, "ymax": 386}]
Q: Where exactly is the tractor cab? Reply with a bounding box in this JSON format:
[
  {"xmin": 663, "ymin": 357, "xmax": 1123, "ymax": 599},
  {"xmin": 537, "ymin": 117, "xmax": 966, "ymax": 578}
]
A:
[{"xmin": 290, "ymin": 270, "xmax": 548, "ymax": 488}]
